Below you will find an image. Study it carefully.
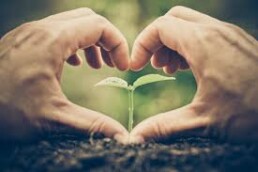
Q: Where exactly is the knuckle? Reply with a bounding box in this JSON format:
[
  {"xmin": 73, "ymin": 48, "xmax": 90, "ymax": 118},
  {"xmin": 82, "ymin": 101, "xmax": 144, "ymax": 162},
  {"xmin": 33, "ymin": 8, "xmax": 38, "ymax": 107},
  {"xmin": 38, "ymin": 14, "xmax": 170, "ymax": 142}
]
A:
[
  {"xmin": 16, "ymin": 21, "xmax": 63, "ymax": 56},
  {"xmin": 168, "ymin": 5, "xmax": 186, "ymax": 15},
  {"xmin": 19, "ymin": 21, "xmax": 35, "ymax": 29},
  {"xmin": 222, "ymin": 22, "xmax": 244, "ymax": 34},
  {"xmin": 154, "ymin": 16, "xmax": 171, "ymax": 31},
  {"xmin": 93, "ymin": 14, "xmax": 109, "ymax": 27},
  {"xmin": 155, "ymin": 16, "xmax": 169, "ymax": 25},
  {"xmin": 95, "ymin": 14, "xmax": 108, "ymax": 23},
  {"xmin": 36, "ymin": 25, "xmax": 56, "ymax": 38},
  {"xmin": 17, "ymin": 21, "xmax": 39, "ymax": 32},
  {"xmin": 196, "ymin": 25, "xmax": 224, "ymax": 42},
  {"xmin": 22, "ymin": 21, "xmax": 57, "ymax": 38},
  {"xmin": 222, "ymin": 22, "xmax": 239, "ymax": 30},
  {"xmin": 12, "ymin": 21, "xmax": 60, "ymax": 47},
  {"xmin": 75, "ymin": 7, "xmax": 95, "ymax": 15}
]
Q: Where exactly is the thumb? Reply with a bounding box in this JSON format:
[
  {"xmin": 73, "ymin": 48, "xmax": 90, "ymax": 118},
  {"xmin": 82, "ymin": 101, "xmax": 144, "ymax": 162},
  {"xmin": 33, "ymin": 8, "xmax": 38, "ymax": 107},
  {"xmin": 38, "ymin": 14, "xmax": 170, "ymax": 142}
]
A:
[
  {"xmin": 44, "ymin": 100, "xmax": 129, "ymax": 143},
  {"xmin": 129, "ymin": 104, "xmax": 211, "ymax": 143}
]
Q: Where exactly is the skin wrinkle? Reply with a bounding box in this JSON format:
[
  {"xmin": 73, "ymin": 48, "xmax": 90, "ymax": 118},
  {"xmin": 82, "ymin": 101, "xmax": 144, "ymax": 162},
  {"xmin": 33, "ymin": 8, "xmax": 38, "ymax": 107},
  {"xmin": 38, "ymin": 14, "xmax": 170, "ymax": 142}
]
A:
[
  {"xmin": 30, "ymin": 29, "xmax": 56, "ymax": 47},
  {"xmin": 204, "ymin": 48, "xmax": 257, "ymax": 98},
  {"xmin": 0, "ymin": 46, "xmax": 11, "ymax": 60},
  {"xmin": 46, "ymin": 101, "xmax": 71, "ymax": 124},
  {"xmin": 223, "ymin": 22, "xmax": 258, "ymax": 46},
  {"xmin": 137, "ymin": 40, "xmax": 154, "ymax": 57},
  {"xmin": 198, "ymin": 29, "xmax": 242, "ymax": 87},
  {"xmin": 155, "ymin": 117, "xmax": 168, "ymax": 140},
  {"xmin": 88, "ymin": 116, "xmax": 106, "ymax": 135},
  {"xmin": 0, "ymin": 44, "xmax": 11, "ymax": 60},
  {"xmin": 13, "ymin": 30, "xmax": 39, "ymax": 49},
  {"xmin": 146, "ymin": 119, "xmax": 162, "ymax": 142},
  {"xmin": 220, "ymin": 30, "xmax": 258, "ymax": 62},
  {"xmin": 98, "ymin": 118, "xmax": 113, "ymax": 137},
  {"xmin": 108, "ymin": 41, "xmax": 124, "ymax": 59}
]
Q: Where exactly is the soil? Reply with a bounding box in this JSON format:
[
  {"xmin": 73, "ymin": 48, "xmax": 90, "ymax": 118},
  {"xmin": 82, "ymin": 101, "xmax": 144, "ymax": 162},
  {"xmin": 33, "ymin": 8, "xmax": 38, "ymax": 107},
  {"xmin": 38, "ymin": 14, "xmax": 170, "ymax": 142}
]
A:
[{"xmin": 0, "ymin": 131, "xmax": 258, "ymax": 172}]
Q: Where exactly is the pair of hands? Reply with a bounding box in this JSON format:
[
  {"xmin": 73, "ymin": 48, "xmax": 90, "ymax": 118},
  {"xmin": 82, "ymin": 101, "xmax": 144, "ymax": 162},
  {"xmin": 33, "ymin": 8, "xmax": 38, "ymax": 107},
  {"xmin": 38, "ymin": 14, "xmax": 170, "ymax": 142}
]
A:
[{"xmin": 0, "ymin": 6, "xmax": 257, "ymax": 144}]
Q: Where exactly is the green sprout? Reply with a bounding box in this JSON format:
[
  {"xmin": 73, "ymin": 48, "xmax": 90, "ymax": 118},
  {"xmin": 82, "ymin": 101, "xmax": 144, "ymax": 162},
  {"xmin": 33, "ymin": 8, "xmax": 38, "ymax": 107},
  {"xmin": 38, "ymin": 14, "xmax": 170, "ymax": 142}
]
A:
[{"xmin": 95, "ymin": 74, "xmax": 176, "ymax": 132}]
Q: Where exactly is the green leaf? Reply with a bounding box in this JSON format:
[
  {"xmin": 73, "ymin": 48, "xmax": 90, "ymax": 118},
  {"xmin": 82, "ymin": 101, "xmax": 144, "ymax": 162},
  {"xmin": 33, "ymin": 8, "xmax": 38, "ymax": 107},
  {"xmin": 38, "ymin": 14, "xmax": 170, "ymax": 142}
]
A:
[
  {"xmin": 132, "ymin": 74, "xmax": 175, "ymax": 89},
  {"xmin": 95, "ymin": 77, "xmax": 129, "ymax": 89}
]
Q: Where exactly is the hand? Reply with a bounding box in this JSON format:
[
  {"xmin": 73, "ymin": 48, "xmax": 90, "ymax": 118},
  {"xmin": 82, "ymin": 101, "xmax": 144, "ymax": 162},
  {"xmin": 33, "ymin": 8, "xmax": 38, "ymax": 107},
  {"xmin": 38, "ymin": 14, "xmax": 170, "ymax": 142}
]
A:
[
  {"xmin": 0, "ymin": 8, "xmax": 130, "ymax": 143},
  {"xmin": 130, "ymin": 6, "xmax": 258, "ymax": 143}
]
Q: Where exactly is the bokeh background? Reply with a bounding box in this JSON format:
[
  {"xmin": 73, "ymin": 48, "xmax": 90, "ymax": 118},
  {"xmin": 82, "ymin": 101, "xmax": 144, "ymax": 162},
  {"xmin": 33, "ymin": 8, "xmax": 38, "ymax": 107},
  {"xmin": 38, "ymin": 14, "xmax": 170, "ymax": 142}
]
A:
[{"xmin": 1, "ymin": 0, "xmax": 257, "ymax": 128}]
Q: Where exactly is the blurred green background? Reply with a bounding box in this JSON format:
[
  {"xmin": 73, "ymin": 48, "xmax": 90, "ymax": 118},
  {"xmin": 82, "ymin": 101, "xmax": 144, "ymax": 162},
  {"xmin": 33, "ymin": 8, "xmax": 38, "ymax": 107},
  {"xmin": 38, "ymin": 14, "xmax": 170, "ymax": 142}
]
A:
[{"xmin": 1, "ymin": 0, "xmax": 257, "ymax": 127}]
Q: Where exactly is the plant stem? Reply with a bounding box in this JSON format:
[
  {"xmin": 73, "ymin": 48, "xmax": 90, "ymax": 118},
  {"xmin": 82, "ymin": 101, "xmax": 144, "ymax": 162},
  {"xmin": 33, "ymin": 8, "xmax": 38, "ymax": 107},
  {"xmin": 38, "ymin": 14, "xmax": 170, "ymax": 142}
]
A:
[{"xmin": 128, "ymin": 89, "xmax": 134, "ymax": 132}]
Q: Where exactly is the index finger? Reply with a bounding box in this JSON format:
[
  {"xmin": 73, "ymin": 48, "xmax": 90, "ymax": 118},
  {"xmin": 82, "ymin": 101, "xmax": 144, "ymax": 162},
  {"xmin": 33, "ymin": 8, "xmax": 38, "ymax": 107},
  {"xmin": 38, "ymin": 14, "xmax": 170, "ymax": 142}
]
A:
[
  {"xmin": 97, "ymin": 17, "xmax": 129, "ymax": 71},
  {"xmin": 57, "ymin": 14, "xmax": 129, "ymax": 71},
  {"xmin": 130, "ymin": 16, "xmax": 192, "ymax": 71}
]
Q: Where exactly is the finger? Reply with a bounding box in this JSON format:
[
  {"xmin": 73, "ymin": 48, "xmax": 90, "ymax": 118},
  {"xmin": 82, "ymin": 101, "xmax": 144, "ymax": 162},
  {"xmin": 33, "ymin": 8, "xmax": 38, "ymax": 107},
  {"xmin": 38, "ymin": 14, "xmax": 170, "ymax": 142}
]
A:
[
  {"xmin": 84, "ymin": 46, "xmax": 103, "ymax": 69},
  {"xmin": 163, "ymin": 53, "xmax": 180, "ymax": 74},
  {"xmin": 63, "ymin": 15, "xmax": 129, "ymax": 71},
  {"xmin": 166, "ymin": 6, "xmax": 219, "ymax": 24},
  {"xmin": 66, "ymin": 53, "xmax": 83, "ymax": 66},
  {"xmin": 97, "ymin": 23, "xmax": 129, "ymax": 71},
  {"xmin": 131, "ymin": 16, "xmax": 192, "ymax": 71},
  {"xmin": 151, "ymin": 46, "xmax": 171, "ymax": 69},
  {"xmin": 178, "ymin": 57, "xmax": 189, "ymax": 70},
  {"xmin": 47, "ymin": 101, "xmax": 129, "ymax": 144},
  {"xmin": 151, "ymin": 47, "xmax": 187, "ymax": 72},
  {"xmin": 43, "ymin": 8, "xmax": 95, "ymax": 21},
  {"xmin": 163, "ymin": 63, "xmax": 179, "ymax": 74},
  {"xmin": 100, "ymin": 48, "xmax": 115, "ymax": 67},
  {"xmin": 129, "ymin": 105, "xmax": 211, "ymax": 143}
]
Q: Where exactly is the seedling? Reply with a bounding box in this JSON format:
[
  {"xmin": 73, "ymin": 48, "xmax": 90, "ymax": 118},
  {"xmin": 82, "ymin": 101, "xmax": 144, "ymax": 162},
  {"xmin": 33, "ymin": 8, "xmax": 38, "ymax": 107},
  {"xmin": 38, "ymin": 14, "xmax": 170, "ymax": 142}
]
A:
[{"xmin": 95, "ymin": 74, "xmax": 175, "ymax": 132}]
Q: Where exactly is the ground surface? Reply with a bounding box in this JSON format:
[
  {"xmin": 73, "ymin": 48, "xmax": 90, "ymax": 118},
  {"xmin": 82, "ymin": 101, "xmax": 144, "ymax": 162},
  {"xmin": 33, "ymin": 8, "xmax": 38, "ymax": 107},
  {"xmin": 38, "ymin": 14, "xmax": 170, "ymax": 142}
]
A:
[{"xmin": 0, "ymin": 133, "xmax": 258, "ymax": 172}]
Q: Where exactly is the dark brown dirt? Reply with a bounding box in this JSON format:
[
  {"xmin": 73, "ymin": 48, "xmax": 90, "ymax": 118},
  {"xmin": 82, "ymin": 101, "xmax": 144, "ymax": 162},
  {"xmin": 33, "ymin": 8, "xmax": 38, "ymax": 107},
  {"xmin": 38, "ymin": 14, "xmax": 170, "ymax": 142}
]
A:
[{"xmin": 1, "ymin": 131, "xmax": 258, "ymax": 172}]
